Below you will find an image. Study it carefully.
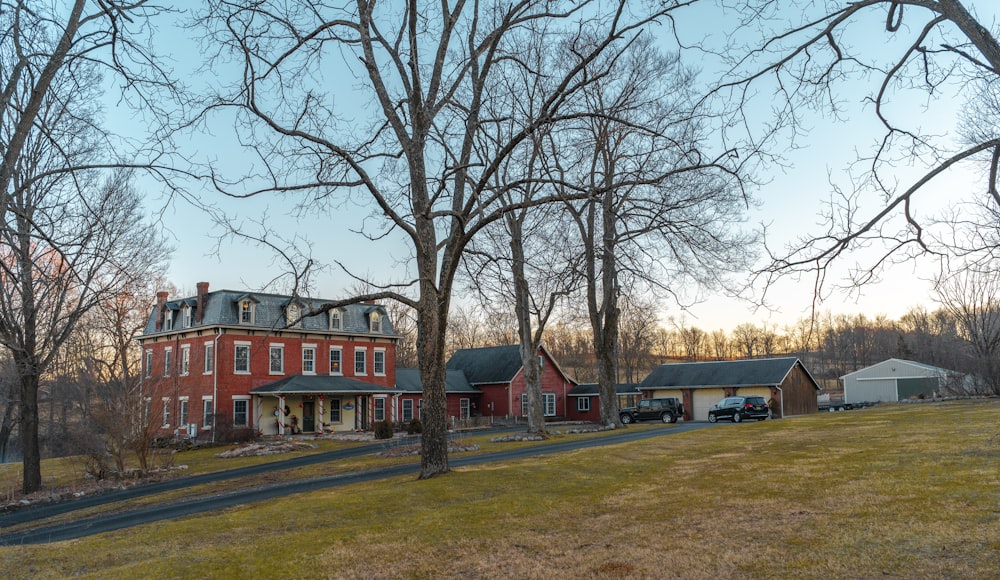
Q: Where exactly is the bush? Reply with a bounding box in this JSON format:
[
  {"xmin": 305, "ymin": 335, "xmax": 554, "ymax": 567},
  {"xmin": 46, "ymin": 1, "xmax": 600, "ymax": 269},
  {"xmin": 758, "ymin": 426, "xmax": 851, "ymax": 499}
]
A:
[
  {"xmin": 374, "ymin": 420, "xmax": 394, "ymax": 440},
  {"xmin": 406, "ymin": 418, "xmax": 423, "ymax": 435}
]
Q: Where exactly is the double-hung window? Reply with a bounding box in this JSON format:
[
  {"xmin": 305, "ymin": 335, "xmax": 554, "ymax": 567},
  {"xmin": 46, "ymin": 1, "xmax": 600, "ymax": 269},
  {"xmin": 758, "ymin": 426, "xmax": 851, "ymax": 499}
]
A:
[
  {"xmin": 269, "ymin": 345, "xmax": 284, "ymax": 374},
  {"xmin": 302, "ymin": 345, "xmax": 316, "ymax": 374},
  {"xmin": 180, "ymin": 345, "xmax": 190, "ymax": 376},
  {"xmin": 521, "ymin": 393, "xmax": 558, "ymax": 417},
  {"xmin": 329, "ymin": 399, "xmax": 342, "ymax": 423},
  {"xmin": 233, "ymin": 398, "xmax": 249, "ymax": 427},
  {"xmin": 373, "ymin": 349, "xmax": 385, "ymax": 376},
  {"xmin": 164, "ymin": 347, "xmax": 173, "ymax": 376},
  {"xmin": 162, "ymin": 398, "xmax": 171, "ymax": 427},
  {"xmin": 329, "ymin": 347, "xmax": 342, "ymax": 375},
  {"xmin": 401, "ymin": 399, "xmax": 414, "ymax": 421},
  {"xmin": 202, "ymin": 398, "xmax": 213, "ymax": 428},
  {"xmin": 180, "ymin": 398, "xmax": 189, "ymax": 426},
  {"xmin": 354, "ymin": 348, "xmax": 367, "ymax": 375},
  {"xmin": 234, "ymin": 343, "xmax": 251, "ymax": 374},
  {"xmin": 373, "ymin": 397, "xmax": 385, "ymax": 422},
  {"xmin": 144, "ymin": 350, "xmax": 153, "ymax": 378},
  {"xmin": 204, "ymin": 343, "xmax": 214, "ymax": 374}
]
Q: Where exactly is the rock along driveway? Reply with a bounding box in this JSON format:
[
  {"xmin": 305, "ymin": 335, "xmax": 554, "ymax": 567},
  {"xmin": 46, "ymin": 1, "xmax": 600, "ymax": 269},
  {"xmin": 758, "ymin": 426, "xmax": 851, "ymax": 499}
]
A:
[{"xmin": 0, "ymin": 422, "xmax": 715, "ymax": 545}]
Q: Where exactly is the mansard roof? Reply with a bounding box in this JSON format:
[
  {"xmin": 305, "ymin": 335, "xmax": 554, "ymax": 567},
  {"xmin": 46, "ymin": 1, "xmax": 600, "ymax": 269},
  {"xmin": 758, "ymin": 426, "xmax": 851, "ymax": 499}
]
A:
[{"xmin": 141, "ymin": 288, "xmax": 397, "ymax": 338}]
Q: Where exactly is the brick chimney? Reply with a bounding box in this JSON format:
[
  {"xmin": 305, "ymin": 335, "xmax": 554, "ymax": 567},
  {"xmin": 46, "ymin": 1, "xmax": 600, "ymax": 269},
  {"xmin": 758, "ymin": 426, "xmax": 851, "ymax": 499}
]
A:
[
  {"xmin": 155, "ymin": 291, "xmax": 168, "ymax": 331},
  {"xmin": 195, "ymin": 282, "xmax": 209, "ymax": 324}
]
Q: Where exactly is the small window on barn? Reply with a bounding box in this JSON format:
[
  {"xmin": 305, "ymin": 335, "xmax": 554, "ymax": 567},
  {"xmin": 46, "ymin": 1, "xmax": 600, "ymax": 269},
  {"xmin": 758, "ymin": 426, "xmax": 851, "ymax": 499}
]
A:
[{"xmin": 577, "ymin": 397, "xmax": 591, "ymax": 412}]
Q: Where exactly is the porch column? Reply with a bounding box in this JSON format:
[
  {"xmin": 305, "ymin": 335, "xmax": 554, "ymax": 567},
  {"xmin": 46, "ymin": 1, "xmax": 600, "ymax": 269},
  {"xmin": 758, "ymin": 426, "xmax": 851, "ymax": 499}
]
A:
[
  {"xmin": 278, "ymin": 395, "xmax": 286, "ymax": 436},
  {"xmin": 317, "ymin": 395, "xmax": 325, "ymax": 434}
]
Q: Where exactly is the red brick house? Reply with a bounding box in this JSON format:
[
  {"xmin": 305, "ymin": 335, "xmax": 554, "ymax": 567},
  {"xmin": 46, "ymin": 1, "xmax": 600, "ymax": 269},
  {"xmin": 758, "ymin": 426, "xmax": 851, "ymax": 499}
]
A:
[
  {"xmin": 445, "ymin": 345, "xmax": 576, "ymax": 420},
  {"xmin": 137, "ymin": 283, "xmax": 398, "ymax": 439}
]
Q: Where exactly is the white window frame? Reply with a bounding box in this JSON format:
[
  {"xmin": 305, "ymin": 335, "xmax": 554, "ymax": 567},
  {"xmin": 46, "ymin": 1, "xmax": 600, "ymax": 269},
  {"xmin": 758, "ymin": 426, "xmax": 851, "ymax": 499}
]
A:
[
  {"xmin": 182, "ymin": 304, "xmax": 192, "ymax": 328},
  {"xmin": 287, "ymin": 303, "xmax": 301, "ymax": 328},
  {"xmin": 239, "ymin": 300, "xmax": 254, "ymax": 324},
  {"xmin": 269, "ymin": 344, "xmax": 284, "ymax": 375},
  {"xmin": 369, "ymin": 311, "xmax": 382, "ymax": 333},
  {"xmin": 204, "ymin": 342, "xmax": 214, "ymax": 374},
  {"xmin": 233, "ymin": 396, "xmax": 250, "ymax": 427},
  {"xmin": 354, "ymin": 348, "xmax": 367, "ymax": 376},
  {"xmin": 163, "ymin": 309, "xmax": 173, "ymax": 331},
  {"xmin": 179, "ymin": 397, "xmax": 189, "ymax": 426},
  {"xmin": 202, "ymin": 397, "xmax": 214, "ymax": 429},
  {"xmin": 544, "ymin": 393, "xmax": 556, "ymax": 417},
  {"xmin": 144, "ymin": 350, "xmax": 153, "ymax": 378},
  {"xmin": 329, "ymin": 347, "xmax": 343, "ymax": 375},
  {"xmin": 460, "ymin": 398, "xmax": 471, "ymax": 420},
  {"xmin": 373, "ymin": 396, "xmax": 386, "ymax": 422},
  {"xmin": 417, "ymin": 398, "xmax": 423, "ymax": 419},
  {"xmin": 234, "ymin": 342, "xmax": 251, "ymax": 374},
  {"xmin": 329, "ymin": 309, "xmax": 342, "ymax": 330},
  {"xmin": 401, "ymin": 399, "xmax": 414, "ymax": 422},
  {"xmin": 162, "ymin": 398, "xmax": 171, "ymax": 428},
  {"xmin": 180, "ymin": 345, "xmax": 190, "ymax": 376},
  {"xmin": 164, "ymin": 347, "xmax": 173, "ymax": 377},
  {"xmin": 521, "ymin": 392, "xmax": 558, "ymax": 417},
  {"xmin": 302, "ymin": 344, "xmax": 316, "ymax": 375},
  {"xmin": 577, "ymin": 397, "xmax": 591, "ymax": 412},
  {"xmin": 373, "ymin": 348, "xmax": 386, "ymax": 376}
]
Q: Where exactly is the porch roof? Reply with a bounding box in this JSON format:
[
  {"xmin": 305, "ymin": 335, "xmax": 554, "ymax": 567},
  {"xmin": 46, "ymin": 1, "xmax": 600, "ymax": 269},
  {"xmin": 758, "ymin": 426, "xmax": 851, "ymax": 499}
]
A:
[{"xmin": 250, "ymin": 374, "xmax": 397, "ymax": 395}]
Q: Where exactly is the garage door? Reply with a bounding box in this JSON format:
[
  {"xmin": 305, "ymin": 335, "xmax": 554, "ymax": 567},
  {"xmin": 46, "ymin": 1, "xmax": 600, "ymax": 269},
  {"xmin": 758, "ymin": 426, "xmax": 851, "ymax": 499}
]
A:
[{"xmin": 692, "ymin": 389, "xmax": 726, "ymax": 422}]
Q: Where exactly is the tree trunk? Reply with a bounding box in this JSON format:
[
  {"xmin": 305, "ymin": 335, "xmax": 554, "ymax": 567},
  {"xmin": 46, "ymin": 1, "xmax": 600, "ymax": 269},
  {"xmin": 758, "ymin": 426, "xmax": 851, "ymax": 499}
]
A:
[
  {"xmin": 18, "ymin": 367, "xmax": 41, "ymax": 493},
  {"xmin": 510, "ymin": 213, "xmax": 547, "ymax": 435}
]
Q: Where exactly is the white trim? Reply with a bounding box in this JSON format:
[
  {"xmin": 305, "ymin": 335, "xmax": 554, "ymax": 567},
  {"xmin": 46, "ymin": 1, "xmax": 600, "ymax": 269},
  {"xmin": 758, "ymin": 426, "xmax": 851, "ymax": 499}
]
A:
[
  {"xmin": 234, "ymin": 341, "xmax": 251, "ymax": 375},
  {"xmin": 329, "ymin": 346, "xmax": 344, "ymax": 376},
  {"xmin": 354, "ymin": 347, "xmax": 367, "ymax": 376},
  {"xmin": 373, "ymin": 347, "xmax": 386, "ymax": 376},
  {"xmin": 269, "ymin": 344, "xmax": 285, "ymax": 375},
  {"xmin": 302, "ymin": 345, "xmax": 317, "ymax": 375}
]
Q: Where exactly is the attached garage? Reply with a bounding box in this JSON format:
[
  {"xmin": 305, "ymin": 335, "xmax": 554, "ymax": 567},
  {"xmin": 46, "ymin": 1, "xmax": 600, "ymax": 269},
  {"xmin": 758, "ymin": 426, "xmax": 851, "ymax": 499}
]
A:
[
  {"xmin": 639, "ymin": 357, "xmax": 821, "ymax": 420},
  {"xmin": 841, "ymin": 359, "xmax": 958, "ymax": 404}
]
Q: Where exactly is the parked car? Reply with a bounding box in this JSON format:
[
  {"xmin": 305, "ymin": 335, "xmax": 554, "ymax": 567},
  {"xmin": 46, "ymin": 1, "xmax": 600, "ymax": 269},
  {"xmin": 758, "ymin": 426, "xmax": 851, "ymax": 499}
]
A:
[
  {"xmin": 620, "ymin": 397, "xmax": 685, "ymax": 424},
  {"xmin": 707, "ymin": 396, "xmax": 769, "ymax": 423}
]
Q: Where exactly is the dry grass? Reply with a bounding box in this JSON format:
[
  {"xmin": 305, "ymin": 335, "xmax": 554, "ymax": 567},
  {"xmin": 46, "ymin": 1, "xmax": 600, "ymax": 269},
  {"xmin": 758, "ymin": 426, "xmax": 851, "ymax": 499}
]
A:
[{"xmin": 2, "ymin": 400, "xmax": 999, "ymax": 579}]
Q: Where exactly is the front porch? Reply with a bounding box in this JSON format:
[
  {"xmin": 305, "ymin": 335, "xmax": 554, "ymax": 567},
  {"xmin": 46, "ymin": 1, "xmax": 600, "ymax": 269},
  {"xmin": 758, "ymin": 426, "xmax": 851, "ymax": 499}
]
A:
[{"xmin": 249, "ymin": 374, "xmax": 397, "ymax": 435}]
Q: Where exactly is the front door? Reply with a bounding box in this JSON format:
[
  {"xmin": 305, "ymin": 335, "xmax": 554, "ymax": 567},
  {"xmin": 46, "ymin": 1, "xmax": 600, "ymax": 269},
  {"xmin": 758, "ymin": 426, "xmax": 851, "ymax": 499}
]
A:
[{"xmin": 302, "ymin": 401, "xmax": 315, "ymax": 432}]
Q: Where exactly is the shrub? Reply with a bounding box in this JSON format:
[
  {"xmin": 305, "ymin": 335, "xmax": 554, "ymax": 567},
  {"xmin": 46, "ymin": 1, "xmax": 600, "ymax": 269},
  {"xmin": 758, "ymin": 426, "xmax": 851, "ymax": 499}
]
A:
[
  {"xmin": 374, "ymin": 420, "xmax": 394, "ymax": 440},
  {"xmin": 406, "ymin": 418, "xmax": 423, "ymax": 435}
]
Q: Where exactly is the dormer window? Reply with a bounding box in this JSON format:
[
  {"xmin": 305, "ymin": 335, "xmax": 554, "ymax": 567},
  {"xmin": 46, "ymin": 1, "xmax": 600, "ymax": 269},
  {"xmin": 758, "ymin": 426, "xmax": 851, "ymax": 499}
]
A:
[
  {"xmin": 162, "ymin": 309, "xmax": 173, "ymax": 331},
  {"xmin": 329, "ymin": 309, "xmax": 342, "ymax": 331},
  {"xmin": 369, "ymin": 311, "xmax": 382, "ymax": 333},
  {"xmin": 239, "ymin": 299, "xmax": 254, "ymax": 324},
  {"xmin": 287, "ymin": 303, "xmax": 301, "ymax": 328},
  {"xmin": 181, "ymin": 304, "xmax": 192, "ymax": 328}
]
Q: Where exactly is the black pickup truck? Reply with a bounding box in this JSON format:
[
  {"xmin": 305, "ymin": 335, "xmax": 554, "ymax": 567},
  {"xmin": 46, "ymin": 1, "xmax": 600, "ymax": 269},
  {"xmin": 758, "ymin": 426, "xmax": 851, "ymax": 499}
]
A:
[{"xmin": 620, "ymin": 397, "xmax": 685, "ymax": 424}]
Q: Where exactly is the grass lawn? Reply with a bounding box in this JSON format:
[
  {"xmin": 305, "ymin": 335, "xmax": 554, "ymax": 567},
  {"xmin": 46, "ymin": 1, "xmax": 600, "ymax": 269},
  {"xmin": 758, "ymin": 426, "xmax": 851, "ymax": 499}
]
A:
[{"xmin": 2, "ymin": 399, "xmax": 998, "ymax": 579}]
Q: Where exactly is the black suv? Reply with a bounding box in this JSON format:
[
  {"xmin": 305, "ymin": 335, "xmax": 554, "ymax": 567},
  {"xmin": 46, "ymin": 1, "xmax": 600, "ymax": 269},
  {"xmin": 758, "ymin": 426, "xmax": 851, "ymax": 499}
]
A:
[
  {"xmin": 620, "ymin": 398, "xmax": 685, "ymax": 424},
  {"xmin": 707, "ymin": 396, "xmax": 769, "ymax": 423}
]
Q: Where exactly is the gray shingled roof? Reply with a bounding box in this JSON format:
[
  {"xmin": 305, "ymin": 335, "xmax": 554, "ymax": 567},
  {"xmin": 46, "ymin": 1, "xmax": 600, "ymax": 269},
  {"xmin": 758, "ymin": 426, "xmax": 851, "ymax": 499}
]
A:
[
  {"xmin": 249, "ymin": 374, "xmax": 397, "ymax": 395},
  {"xmin": 141, "ymin": 289, "xmax": 397, "ymax": 338},
  {"xmin": 445, "ymin": 345, "xmax": 524, "ymax": 384},
  {"xmin": 568, "ymin": 383, "xmax": 642, "ymax": 397},
  {"xmin": 639, "ymin": 357, "xmax": 815, "ymax": 390},
  {"xmin": 395, "ymin": 368, "xmax": 479, "ymax": 393}
]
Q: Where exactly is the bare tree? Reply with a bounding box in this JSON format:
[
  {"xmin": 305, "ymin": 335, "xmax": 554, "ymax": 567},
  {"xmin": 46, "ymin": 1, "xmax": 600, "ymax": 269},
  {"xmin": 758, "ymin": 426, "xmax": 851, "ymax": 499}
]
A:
[
  {"xmin": 709, "ymin": 328, "xmax": 730, "ymax": 360},
  {"xmin": 550, "ymin": 34, "xmax": 757, "ymax": 427},
  {"xmin": 710, "ymin": 1, "xmax": 1000, "ymax": 294},
  {"xmin": 731, "ymin": 322, "xmax": 761, "ymax": 359},
  {"xmin": 197, "ymin": 1, "xmax": 683, "ymax": 476},
  {"xmin": 934, "ymin": 267, "xmax": 1000, "ymax": 393},
  {"xmin": 617, "ymin": 299, "xmax": 659, "ymax": 383},
  {"xmin": 1, "ymin": 2, "xmax": 181, "ymax": 494}
]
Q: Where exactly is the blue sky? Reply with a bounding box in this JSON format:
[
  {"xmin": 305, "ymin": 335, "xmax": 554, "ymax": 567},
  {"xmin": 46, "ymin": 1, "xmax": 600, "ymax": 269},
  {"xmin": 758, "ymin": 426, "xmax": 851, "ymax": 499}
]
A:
[{"xmin": 121, "ymin": 1, "xmax": 994, "ymax": 332}]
